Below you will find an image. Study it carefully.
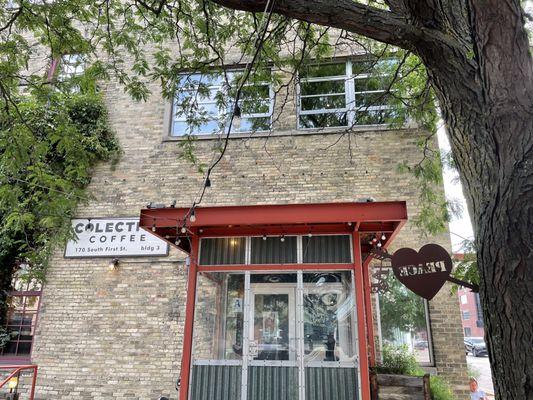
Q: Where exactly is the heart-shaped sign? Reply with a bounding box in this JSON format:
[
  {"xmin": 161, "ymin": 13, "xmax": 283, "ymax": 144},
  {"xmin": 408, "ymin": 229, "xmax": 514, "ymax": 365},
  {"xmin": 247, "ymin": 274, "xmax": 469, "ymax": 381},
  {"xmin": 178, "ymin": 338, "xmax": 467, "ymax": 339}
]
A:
[{"xmin": 391, "ymin": 244, "xmax": 452, "ymax": 300}]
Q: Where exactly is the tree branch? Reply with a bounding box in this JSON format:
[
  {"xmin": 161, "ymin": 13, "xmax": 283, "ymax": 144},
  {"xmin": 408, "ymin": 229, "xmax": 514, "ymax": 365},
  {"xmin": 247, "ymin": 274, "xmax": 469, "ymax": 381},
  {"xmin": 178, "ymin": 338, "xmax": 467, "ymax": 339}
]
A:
[{"xmin": 210, "ymin": 0, "xmax": 423, "ymax": 50}]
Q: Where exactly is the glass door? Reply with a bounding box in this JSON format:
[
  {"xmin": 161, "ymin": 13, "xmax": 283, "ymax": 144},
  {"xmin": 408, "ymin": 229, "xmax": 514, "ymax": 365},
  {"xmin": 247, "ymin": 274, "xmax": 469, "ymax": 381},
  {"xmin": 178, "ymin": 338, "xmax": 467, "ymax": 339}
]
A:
[
  {"xmin": 249, "ymin": 286, "xmax": 296, "ymax": 362},
  {"xmin": 189, "ymin": 271, "xmax": 359, "ymax": 400},
  {"xmin": 244, "ymin": 274, "xmax": 299, "ymax": 400}
]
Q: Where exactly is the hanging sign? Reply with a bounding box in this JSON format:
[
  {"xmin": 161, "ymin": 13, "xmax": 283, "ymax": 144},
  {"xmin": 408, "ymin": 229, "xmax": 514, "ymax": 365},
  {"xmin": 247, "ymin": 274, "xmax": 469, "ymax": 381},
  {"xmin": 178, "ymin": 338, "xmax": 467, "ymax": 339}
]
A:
[
  {"xmin": 391, "ymin": 244, "xmax": 452, "ymax": 300},
  {"xmin": 371, "ymin": 244, "xmax": 478, "ymax": 300},
  {"xmin": 65, "ymin": 217, "xmax": 169, "ymax": 258}
]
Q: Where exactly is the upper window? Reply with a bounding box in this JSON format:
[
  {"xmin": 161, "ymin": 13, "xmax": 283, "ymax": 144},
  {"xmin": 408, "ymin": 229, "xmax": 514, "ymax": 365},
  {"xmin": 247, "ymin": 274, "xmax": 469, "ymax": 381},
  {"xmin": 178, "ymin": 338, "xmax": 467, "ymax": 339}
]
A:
[
  {"xmin": 59, "ymin": 54, "xmax": 85, "ymax": 80},
  {"xmin": 298, "ymin": 60, "xmax": 398, "ymax": 129},
  {"xmin": 171, "ymin": 71, "xmax": 272, "ymax": 136}
]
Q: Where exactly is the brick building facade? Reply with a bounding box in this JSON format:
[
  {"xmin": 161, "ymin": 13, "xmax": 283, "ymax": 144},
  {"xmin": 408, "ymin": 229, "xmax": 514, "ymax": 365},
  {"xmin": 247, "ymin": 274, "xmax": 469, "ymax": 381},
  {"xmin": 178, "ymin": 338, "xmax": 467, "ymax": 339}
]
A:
[{"xmin": 2, "ymin": 50, "xmax": 469, "ymax": 399}]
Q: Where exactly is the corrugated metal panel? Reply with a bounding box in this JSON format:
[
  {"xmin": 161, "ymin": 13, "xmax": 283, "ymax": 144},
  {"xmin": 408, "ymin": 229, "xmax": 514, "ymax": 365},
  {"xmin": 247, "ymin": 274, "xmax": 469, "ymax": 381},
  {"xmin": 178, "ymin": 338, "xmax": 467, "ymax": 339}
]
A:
[
  {"xmin": 302, "ymin": 235, "xmax": 352, "ymax": 263},
  {"xmin": 305, "ymin": 367, "xmax": 358, "ymax": 400},
  {"xmin": 200, "ymin": 238, "xmax": 246, "ymax": 265},
  {"xmin": 247, "ymin": 366, "xmax": 298, "ymax": 400},
  {"xmin": 251, "ymin": 236, "xmax": 297, "ymax": 264},
  {"xmin": 190, "ymin": 365, "xmax": 242, "ymax": 400}
]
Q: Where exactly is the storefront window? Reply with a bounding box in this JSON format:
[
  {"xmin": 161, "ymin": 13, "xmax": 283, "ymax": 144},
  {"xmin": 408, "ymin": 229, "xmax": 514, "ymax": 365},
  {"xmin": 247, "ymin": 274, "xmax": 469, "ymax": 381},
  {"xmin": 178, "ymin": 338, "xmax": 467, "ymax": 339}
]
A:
[
  {"xmin": 192, "ymin": 272, "xmax": 244, "ymax": 361},
  {"xmin": 303, "ymin": 272, "xmax": 357, "ymax": 364},
  {"xmin": 378, "ymin": 273, "xmax": 432, "ymax": 364}
]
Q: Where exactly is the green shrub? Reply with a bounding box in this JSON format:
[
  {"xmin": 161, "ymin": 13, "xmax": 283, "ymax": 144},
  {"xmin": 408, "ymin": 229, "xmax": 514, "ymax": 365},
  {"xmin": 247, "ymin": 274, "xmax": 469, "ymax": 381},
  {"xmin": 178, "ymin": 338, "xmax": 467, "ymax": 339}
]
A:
[
  {"xmin": 374, "ymin": 344, "xmax": 456, "ymax": 400},
  {"xmin": 430, "ymin": 375, "xmax": 455, "ymax": 400},
  {"xmin": 374, "ymin": 344, "xmax": 420, "ymax": 375}
]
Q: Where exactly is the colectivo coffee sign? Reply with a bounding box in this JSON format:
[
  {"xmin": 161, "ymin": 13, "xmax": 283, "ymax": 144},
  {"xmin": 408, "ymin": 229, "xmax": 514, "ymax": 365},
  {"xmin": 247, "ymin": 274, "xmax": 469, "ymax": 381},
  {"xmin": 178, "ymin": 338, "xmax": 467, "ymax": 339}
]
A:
[
  {"xmin": 65, "ymin": 218, "xmax": 169, "ymax": 258},
  {"xmin": 373, "ymin": 243, "xmax": 478, "ymax": 300}
]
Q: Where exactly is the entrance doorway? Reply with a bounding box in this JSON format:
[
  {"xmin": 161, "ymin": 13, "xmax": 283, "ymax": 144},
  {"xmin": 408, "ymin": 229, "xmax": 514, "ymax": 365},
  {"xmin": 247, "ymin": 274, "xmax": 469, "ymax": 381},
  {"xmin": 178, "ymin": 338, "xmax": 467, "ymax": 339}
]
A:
[{"xmin": 190, "ymin": 272, "xmax": 359, "ymax": 400}]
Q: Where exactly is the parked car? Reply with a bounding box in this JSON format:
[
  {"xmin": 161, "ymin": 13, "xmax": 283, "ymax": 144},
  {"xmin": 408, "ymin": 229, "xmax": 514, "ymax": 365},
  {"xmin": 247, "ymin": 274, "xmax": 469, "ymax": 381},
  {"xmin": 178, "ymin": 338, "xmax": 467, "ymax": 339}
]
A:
[
  {"xmin": 464, "ymin": 337, "xmax": 488, "ymax": 357},
  {"xmin": 414, "ymin": 340, "xmax": 428, "ymax": 350}
]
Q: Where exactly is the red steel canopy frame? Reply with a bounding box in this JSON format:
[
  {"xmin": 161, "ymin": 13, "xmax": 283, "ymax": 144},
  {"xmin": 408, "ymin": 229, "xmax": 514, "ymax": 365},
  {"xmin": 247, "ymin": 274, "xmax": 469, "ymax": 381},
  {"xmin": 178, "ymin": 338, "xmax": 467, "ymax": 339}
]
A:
[{"xmin": 139, "ymin": 201, "xmax": 408, "ymax": 400}]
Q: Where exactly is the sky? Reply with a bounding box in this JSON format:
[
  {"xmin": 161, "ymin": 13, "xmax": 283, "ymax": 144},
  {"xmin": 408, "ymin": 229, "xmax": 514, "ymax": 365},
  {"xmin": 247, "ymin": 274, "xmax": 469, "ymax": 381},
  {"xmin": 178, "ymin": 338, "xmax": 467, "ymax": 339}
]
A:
[{"xmin": 437, "ymin": 125, "xmax": 475, "ymax": 253}]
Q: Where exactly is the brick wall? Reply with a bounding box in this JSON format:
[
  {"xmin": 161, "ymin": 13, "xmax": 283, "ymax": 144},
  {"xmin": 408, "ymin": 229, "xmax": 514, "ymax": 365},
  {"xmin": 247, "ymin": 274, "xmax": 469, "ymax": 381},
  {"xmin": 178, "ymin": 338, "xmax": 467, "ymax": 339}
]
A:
[{"xmin": 24, "ymin": 72, "xmax": 470, "ymax": 399}]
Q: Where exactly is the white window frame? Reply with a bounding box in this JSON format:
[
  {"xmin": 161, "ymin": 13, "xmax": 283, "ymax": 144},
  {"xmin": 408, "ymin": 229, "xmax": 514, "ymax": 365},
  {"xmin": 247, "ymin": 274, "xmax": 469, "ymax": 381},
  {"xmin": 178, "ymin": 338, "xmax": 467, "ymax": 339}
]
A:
[
  {"xmin": 171, "ymin": 70, "xmax": 273, "ymax": 137},
  {"xmin": 297, "ymin": 60, "xmax": 394, "ymax": 130}
]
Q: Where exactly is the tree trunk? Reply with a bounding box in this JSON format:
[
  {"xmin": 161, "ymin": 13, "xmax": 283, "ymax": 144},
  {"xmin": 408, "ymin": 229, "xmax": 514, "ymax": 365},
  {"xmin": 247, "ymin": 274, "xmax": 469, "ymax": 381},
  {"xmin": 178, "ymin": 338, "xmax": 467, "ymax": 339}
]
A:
[{"xmin": 417, "ymin": 2, "xmax": 533, "ymax": 397}]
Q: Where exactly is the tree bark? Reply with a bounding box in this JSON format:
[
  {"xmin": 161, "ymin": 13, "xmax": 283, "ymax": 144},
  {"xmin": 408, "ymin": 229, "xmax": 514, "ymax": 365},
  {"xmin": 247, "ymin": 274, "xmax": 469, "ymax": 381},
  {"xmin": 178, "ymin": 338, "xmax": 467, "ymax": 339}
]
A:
[
  {"xmin": 424, "ymin": 2, "xmax": 533, "ymax": 398},
  {"xmin": 209, "ymin": 0, "xmax": 533, "ymax": 397}
]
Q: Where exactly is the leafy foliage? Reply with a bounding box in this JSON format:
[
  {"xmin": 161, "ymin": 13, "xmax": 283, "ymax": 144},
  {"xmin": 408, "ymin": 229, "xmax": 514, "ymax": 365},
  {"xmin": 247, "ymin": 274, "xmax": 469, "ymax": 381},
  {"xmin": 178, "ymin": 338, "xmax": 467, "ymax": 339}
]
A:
[
  {"xmin": 374, "ymin": 344, "xmax": 420, "ymax": 375},
  {"xmin": 375, "ymin": 344, "xmax": 456, "ymax": 400},
  {"xmin": 379, "ymin": 272, "xmax": 427, "ymax": 341},
  {"xmin": 0, "ymin": 89, "xmax": 119, "ymax": 285},
  {"xmin": 451, "ymin": 239, "xmax": 478, "ymax": 294}
]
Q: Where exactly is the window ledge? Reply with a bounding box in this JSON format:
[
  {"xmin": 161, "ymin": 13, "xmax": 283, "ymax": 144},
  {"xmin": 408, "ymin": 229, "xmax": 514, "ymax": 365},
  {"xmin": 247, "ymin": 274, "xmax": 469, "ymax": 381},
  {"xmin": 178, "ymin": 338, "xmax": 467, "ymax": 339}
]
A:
[{"xmin": 163, "ymin": 124, "xmax": 412, "ymax": 142}]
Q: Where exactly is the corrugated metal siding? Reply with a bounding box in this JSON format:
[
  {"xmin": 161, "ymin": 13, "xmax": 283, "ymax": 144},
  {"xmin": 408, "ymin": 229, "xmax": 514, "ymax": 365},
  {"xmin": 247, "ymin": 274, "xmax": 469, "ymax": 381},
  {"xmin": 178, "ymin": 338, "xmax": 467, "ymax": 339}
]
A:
[
  {"xmin": 302, "ymin": 235, "xmax": 352, "ymax": 263},
  {"xmin": 251, "ymin": 236, "xmax": 298, "ymax": 264},
  {"xmin": 190, "ymin": 365, "xmax": 242, "ymax": 400},
  {"xmin": 305, "ymin": 367, "xmax": 358, "ymax": 400},
  {"xmin": 247, "ymin": 366, "xmax": 298, "ymax": 400},
  {"xmin": 200, "ymin": 238, "xmax": 246, "ymax": 265}
]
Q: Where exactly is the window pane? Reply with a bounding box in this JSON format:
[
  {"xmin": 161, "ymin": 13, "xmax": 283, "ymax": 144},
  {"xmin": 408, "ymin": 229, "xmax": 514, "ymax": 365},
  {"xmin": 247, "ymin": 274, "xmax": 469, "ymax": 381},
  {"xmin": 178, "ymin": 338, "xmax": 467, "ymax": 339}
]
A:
[
  {"xmin": 299, "ymin": 112, "xmax": 347, "ymax": 128},
  {"xmin": 250, "ymin": 236, "xmax": 297, "ymax": 264},
  {"xmin": 301, "ymin": 63, "xmax": 346, "ymax": 78},
  {"xmin": 303, "ymin": 272, "xmax": 356, "ymax": 363},
  {"xmin": 236, "ymin": 117, "xmax": 270, "ymax": 132},
  {"xmin": 302, "ymin": 235, "xmax": 352, "ymax": 263},
  {"xmin": 301, "ymin": 94, "xmax": 346, "ymax": 111},
  {"xmin": 300, "ymin": 80, "xmax": 345, "ymax": 96},
  {"xmin": 200, "ymin": 237, "xmax": 246, "ymax": 265},
  {"xmin": 174, "ymin": 71, "xmax": 271, "ymax": 136},
  {"xmin": 356, "ymin": 92, "xmax": 393, "ymax": 108},
  {"xmin": 378, "ymin": 273, "xmax": 431, "ymax": 364},
  {"xmin": 355, "ymin": 76, "xmax": 389, "ymax": 92},
  {"xmin": 239, "ymin": 99, "xmax": 270, "ymax": 115},
  {"xmin": 192, "ymin": 272, "xmax": 244, "ymax": 361},
  {"xmin": 355, "ymin": 109, "xmax": 397, "ymax": 125}
]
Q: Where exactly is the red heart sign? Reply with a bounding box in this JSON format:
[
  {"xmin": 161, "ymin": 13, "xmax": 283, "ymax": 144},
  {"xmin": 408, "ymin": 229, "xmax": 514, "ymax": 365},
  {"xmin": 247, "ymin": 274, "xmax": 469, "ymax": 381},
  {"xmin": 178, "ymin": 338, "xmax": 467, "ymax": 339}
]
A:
[{"xmin": 391, "ymin": 244, "xmax": 452, "ymax": 300}]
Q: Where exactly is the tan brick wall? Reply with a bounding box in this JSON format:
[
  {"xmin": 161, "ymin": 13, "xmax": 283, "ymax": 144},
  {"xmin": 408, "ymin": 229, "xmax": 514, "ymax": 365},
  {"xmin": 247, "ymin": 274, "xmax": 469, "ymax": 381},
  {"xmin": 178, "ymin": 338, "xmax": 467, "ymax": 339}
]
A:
[{"xmin": 27, "ymin": 73, "xmax": 469, "ymax": 399}]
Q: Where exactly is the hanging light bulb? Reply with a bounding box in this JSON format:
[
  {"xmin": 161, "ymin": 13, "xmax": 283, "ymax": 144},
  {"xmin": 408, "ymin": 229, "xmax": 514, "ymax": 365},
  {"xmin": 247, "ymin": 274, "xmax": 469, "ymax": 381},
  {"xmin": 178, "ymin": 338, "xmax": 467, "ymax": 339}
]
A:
[
  {"xmin": 151, "ymin": 223, "xmax": 156, "ymax": 232},
  {"xmin": 262, "ymin": 235, "xmax": 267, "ymax": 241},
  {"xmin": 233, "ymin": 104, "xmax": 242, "ymax": 130},
  {"xmin": 381, "ymin": 234, "xmax": 386, "ymax": 241},
  {"xmin": 372, "ymin": 237, "xmax": 378, "ymax": 243},
  {"xmin": 377, "ymin": 242, "xmax": 382, "ymax": 248},
  {"xmin": 175, "ymin": 238, "xmax": 181, "ymax": 246},
  {"xmin": 189, "ymin": 209, "xmax": 196, "ymax": 223},
  {"xmin": 280, "ymin": 235, "xmax": 285, "ymax": 242},
  {"xmin": 181, "ymin": 226, "xmax": 187, "ymax": 234},
  {"xmin": 308, "ymin": 233, "xmax": 313, "ymax": 238}
]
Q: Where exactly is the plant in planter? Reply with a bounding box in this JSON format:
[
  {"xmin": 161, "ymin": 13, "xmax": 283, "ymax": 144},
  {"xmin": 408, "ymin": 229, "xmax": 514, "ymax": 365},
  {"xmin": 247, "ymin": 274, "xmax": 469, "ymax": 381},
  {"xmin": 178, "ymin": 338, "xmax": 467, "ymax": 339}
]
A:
[{"xmin": 374, "ymin": 344, "xmax": 456, "ymax": 400}]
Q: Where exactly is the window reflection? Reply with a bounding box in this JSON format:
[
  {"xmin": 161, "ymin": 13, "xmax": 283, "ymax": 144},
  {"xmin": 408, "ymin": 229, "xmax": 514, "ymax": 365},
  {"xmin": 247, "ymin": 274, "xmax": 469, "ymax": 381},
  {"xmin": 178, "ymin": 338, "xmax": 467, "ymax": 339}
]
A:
[
  {"xmin": 378, "ymin": 272, "xmax": 432, "ymax": 364},
  {"xmin": 303, "ymin": 272, "xmax": 356, "ymax": 364}
]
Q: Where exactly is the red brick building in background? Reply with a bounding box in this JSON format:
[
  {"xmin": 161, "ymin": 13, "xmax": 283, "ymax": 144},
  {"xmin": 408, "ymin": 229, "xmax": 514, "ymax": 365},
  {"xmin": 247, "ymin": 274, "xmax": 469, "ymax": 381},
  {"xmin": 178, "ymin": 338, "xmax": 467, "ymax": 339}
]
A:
[{"xmin": 455, "ymin": 255, "xmax": 485, "ymax": 338}]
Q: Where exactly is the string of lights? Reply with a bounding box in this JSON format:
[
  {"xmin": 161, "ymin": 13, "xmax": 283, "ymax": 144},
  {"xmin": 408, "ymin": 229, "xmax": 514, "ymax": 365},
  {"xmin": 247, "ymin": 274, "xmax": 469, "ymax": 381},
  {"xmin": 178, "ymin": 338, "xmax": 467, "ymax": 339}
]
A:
[{"xmin": 183, "ymin": 0, "xmax": 277, "ymax": 227}]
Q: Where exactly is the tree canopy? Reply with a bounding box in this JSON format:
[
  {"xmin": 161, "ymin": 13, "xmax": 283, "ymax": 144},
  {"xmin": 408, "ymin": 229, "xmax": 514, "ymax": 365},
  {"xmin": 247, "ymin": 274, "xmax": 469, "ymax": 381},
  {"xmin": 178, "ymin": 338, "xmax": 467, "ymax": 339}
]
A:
[{"xmin": 1, "ymin": 1, "xmax": 532, "ymax": 399}]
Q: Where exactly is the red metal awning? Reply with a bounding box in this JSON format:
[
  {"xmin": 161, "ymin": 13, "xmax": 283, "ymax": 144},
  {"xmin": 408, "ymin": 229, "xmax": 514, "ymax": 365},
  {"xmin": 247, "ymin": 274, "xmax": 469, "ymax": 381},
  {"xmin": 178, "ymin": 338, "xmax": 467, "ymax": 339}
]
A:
[{"xmin": 139, "ymin": 201, "xmax": 408, "ymax": 255}]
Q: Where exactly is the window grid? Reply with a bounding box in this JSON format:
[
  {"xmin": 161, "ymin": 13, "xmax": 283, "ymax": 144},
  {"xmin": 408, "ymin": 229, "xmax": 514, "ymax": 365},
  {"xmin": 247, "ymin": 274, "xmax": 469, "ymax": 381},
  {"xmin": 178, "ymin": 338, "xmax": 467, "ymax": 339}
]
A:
[
  {"xmin": 297, "ymin": 60, "xmax": 394, "ymax": 129},
  {"xmin": 172, "ymin": 71, "xmax": 273, "ymax": 136},
  {"xmin": 1, "ymin": 290, "xmax": 41, "ymax": 360}
]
